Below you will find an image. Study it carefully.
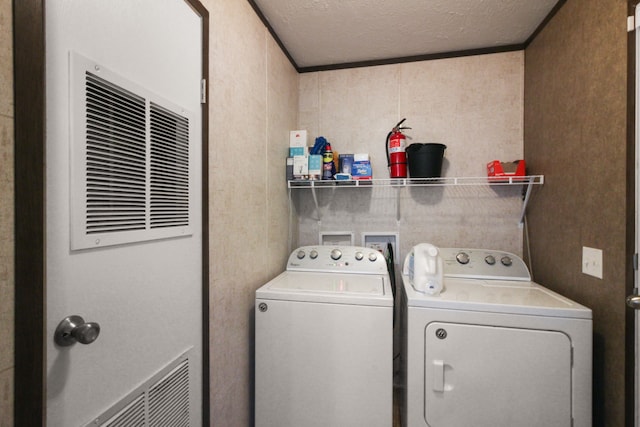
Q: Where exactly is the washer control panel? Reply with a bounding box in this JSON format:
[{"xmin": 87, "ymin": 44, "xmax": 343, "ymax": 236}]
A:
[
  {"xmin": 440, "ymin": 248, "xmax": 531, "ymax": 281},
  {"xmin": 287, "ymin": 246, "xmax": 388, "ymax": 275}
]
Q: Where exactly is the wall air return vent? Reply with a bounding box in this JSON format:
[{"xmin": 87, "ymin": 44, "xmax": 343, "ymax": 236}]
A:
[
  {"xmin": 85, "ymin": 72, "xmax": 147, "ymax": 235},
  {"xmin": 149, "ymin": 103, "xmax": 190, "ymax": 229},
  {"xmin": 71, "ymin": 52, "xmax": 194, "ymax": 250}
]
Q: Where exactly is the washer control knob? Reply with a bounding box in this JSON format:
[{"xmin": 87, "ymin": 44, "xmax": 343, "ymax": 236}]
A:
[
  {"xmin": 309, "ymin": 250, "xmax": 318, "ymax": 259},
  {"xmin": 485, "ymin": 255, "xmax": 496, "ymax": 265},
  {"xmin": 501, "ymin": 256, "xmax": 513, "ymax": 267},
  {"xmin": 355, "ymin": 251, "xmax": 364, "ymax": 261},
  {"xmin": 296, "ymin": 250, "xmax": 305, "ymax": 260},
  {"xmin": 456, "ymin": 252, "xmax": 470, "ymax": 265},
  {"xmin": 368, "ymin": 252, "xmax": 378, "ymax": 262},
  {"xmin": 331, "ymin": 249, "xmax": 342, "ymax": 260}
]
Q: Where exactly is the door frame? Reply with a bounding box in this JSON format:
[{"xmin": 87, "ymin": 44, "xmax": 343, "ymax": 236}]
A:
[
  {"xmin": 12, "ymin": 1, "xmax": 210, "ymax": 425},
  {"xmin": 630, "ymin": 2, "xmax": 639, "ymax": 426}
]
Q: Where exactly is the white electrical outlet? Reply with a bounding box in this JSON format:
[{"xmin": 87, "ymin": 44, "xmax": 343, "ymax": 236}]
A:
[{"xmin": 582, "ymin": 246, "xmax": 603, "ymax": 279}]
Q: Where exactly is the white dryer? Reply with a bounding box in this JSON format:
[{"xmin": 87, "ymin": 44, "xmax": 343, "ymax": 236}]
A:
[
  {"xmin": 401, "ymin": 247, "xmax": 592, "ymax": 427},
  {"xmin": 255, "ymin": 245, "xmax": 394, "ymax": 427}
]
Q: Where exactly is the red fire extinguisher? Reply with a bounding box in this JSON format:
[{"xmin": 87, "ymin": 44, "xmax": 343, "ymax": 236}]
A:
[{"xmin": 386, "ymin": 118, "xmax": 410, "ymax": 178}]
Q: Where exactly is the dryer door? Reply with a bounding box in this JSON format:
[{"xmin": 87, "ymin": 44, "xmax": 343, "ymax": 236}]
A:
[{"xmin": 424, "ymin": 322, "xmax": 572, "ymax": 427}]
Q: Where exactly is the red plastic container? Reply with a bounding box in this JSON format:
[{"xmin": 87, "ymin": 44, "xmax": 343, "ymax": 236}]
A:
[{"xmin": 487, "ymin": 160, "xmax": 526, "ymax": 178}]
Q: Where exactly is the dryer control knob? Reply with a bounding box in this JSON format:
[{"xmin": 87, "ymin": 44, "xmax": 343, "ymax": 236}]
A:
[
  {"xmin": 501, "ymin": 256, "xmax": 513, "ymax": 267},
  {"xmin": 368, "ymin": 252, "xmax": 378, "ymax": 262},
  {"xmin": 355, "ymin": 251, "xmax": 364, "ymax": 261},
  {"xmin": 456, "ymin": 252, "xmax": 470, "ymax": 264},
  {"xmin": 331, "ymin": 249, "xmax": 342, "ymax": 260},
  {"xmin": 297, "ymin": 250, "xmax": 305, "ymax": 259},
  {"xmin": 310, "ymin": 250, "xmax": 318, "ymax": 259},
  {"xmin": 485, "ymin": 255, "xmax": 496, "ymax": 265}
]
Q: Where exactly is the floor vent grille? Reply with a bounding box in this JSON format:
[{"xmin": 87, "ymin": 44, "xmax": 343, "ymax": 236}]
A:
[
  {"xmin": 87, "ymin": 353, "xmax": 191, "ymax": 427},
  {"xmin": 148, "ymin": 360, "xmax": 190, "ymax": 426},
  {"xmin": 102, "ymin": 394, "xmax": 145, "ymax": 427}
]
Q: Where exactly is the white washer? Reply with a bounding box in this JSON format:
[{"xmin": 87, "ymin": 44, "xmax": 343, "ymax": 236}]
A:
[
  {"xmin": 401, "ymin": 247, "xmax": 592, "ymax": 427},
  {"xmin": 255, "ymin": 245, "xmax": 394, "ymax": 427}
]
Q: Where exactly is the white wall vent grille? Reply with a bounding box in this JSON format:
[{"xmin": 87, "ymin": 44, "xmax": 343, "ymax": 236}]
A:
[
  {"xmin": 71, "ymin": 52, "xmax": 194, "ymax": 250},
  {"xmin": 87, "ymin": 352, "xmax": 191, "ymax": 427},
  {"xmin": 85, "ymin": 72, "xmax": 148, "ymax": 234},
  {"xmin": 149, "ymin": 103, "xmax": 190, "ymax": 229}
]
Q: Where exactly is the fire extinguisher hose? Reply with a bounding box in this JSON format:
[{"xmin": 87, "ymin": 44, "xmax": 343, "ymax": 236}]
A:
[{"xmin": 386, "ymin": 130, "xmax": 393, "ymax": 167}]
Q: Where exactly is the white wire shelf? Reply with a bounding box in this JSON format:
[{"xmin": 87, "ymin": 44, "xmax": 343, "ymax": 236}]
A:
[{"xmin": 287, "ymin": 175, "xmax": 544, "ymax": 188}]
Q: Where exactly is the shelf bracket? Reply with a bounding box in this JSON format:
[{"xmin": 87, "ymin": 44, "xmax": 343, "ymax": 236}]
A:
[
  {"xmin": 311, "ymin": 183, "xmax": 321, "ymax": 221},
  {"xmin": 287, "ymin": 186, "xmax": 293, "ymax": 254},
  {"xmin": 518, "ymin": 176, "xmax": 536, "ymax": 228},
  {"xmin": 396, "ymin": 186, "xmax": 402, "ymax": 223}
]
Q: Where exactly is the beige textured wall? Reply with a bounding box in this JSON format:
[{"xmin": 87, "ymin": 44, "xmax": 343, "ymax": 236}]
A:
[
  {"xmin": 204, "ymin": 0, "xmax": 298, "ymax": 425},
  {"xmin": 524, "ymin": 0, "xmax": 627, "ymax": 425},
  {"xmin": 0, "ymin": 0, "xmax": 13, "ymax": 423},
  {"xmin": 296, "ymin": 52, "xmax": 527, "ymax": 258}
]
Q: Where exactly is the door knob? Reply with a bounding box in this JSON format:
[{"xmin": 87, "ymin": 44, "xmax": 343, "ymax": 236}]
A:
[
  {"xmin": 54, "ymin": 315, "xmax": 101, "ymax": 346},
  {"xmin": 626, "ymin": 295, "xmax": 640, "ymax": 310}
]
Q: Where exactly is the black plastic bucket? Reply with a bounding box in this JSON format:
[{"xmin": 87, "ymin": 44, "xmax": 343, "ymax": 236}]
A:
[{"xmin": 406, "ymin": 143, "xmax": 447, "ymax": 178}]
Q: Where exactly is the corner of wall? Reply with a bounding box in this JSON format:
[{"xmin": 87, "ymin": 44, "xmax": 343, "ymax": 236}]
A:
[{"xmin": 0, "ymin": 0, "xmax": 14, "ymax": 423}]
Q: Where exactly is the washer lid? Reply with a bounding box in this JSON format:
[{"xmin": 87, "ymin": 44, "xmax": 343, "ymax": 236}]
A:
[
  {"xmin": 256, "ymin": 271, "xmax": 393, "ymax": 306},
  {"xmin": 402, "ymin": 276, "xmax": 591, "ymax": 319}
]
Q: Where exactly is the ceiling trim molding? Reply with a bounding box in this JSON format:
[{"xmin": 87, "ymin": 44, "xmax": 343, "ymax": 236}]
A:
[
  {"xmin": 247, "ymin": 0, "xmax": 300, "ymax": 72},
  {"xmin": 297, "ymin": 44, "xmax": 526, "ymax": 73}
]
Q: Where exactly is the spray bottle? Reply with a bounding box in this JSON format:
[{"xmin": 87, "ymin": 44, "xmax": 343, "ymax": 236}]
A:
[{"xmin": 322, "ymin": 143, "xmax": 336, "ymax": 180}]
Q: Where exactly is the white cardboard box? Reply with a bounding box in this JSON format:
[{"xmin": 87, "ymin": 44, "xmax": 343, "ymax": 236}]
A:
[
  {"xmin": 293, "ymin": 155, "xmax": 308, "ymax": 178},
  {"xmin": 290, "ymin": 130, "xmax": 307, "ymax": 147}
]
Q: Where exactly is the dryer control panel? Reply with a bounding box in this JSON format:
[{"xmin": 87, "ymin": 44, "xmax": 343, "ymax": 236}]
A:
[
  {"xmin": 439, "ymin": 248, "xmax": 531, "ymax": 281},
  {"xmin": 287, "ymin": 245, "xmax": 388, "ymax": 275}
]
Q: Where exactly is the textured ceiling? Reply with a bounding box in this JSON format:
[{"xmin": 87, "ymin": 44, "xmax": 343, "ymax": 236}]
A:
[{"xmin": 252, "ymin": 0, "xmax": 561, "ymax": 69}]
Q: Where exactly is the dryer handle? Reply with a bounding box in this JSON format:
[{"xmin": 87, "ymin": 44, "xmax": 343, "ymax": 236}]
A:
[{"xmin": 433, "ymin": 360, "xmax": 444, "ymax": 392}]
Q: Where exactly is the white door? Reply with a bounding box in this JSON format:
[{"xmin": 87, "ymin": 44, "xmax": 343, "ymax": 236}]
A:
[{"xmin": 45, "ymin": 1, "xmax": 203, "ymax": 425}]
